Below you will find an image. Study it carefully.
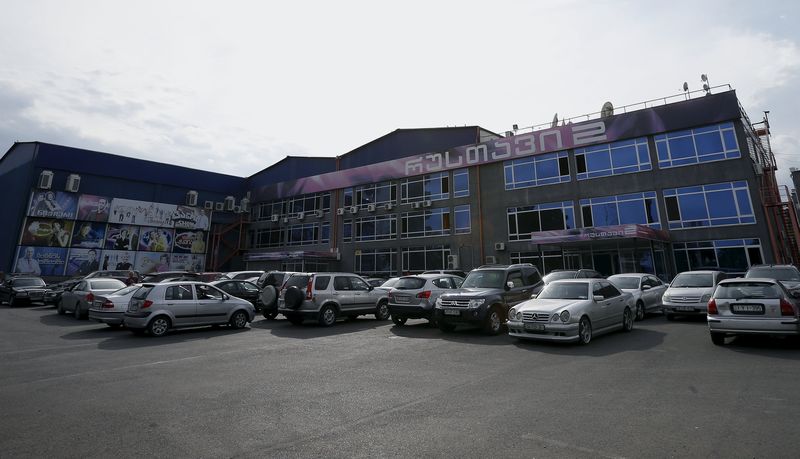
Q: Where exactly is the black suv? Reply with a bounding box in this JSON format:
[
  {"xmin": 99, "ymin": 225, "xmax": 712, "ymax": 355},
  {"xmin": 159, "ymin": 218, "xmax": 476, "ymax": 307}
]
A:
[{"xmin": 434, "ymin": 263, "xmax": 544, "ymax": 335}]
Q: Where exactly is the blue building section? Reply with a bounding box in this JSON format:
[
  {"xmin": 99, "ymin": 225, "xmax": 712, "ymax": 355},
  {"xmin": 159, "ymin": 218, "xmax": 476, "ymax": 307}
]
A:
[{"xmin": 247, "ymin": 156, "xmax": 337, "ymax": 190}]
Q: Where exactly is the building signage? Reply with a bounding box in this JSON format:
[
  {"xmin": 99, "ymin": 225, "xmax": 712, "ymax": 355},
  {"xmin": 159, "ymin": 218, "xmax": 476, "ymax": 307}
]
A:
[{"xmin": 529, "ymin": 224, "xmax": 670, "ymax": 244}]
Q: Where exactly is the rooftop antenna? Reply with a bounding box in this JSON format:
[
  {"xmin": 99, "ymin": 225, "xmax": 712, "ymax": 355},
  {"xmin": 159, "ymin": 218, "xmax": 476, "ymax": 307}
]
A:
[
  {"xmin": 682, "ymin": 82, "xmax": 689, "ymax": 100},
  {"xmin": 701, "ymin": 74, "xmax": 711, "ymax": 94},
  {"xmin": 551, "ymin": 113, "xmax": 558, "ymax": 128}
]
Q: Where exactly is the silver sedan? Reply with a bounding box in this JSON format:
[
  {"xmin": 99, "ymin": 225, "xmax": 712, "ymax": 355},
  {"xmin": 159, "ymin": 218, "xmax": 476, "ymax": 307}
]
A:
[
  {"xmin": 88, "ymin": 284, "xmax": 141, "ymax": 328},
  {"xmin": 507, "ymin": 279, "xmax": 635, "ymax": 345},
  {"xmin": 608, "ymin": 273, "xmax": 667, "ymax": 321},
  {"xmin": 58, "ymin": 278, "xmax": 128, "ymax": 319}
]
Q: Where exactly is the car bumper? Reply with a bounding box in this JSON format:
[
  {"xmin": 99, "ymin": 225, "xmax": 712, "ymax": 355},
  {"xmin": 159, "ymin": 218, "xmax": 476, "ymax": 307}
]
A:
[
  {"xmin": 434, "ymin": 307, "xmax": 488, "ymax": 325},
  {"xmin": 123, "ymin": 312, "xmax": 152, "ymax": 329},
  {"xmin": 663, "ymin": 301, "xmax": 707, "ymax": 315},
  {"xmin": 507, "ymin": 321, "xmax": 580, "ymax": 342},
  {"xmin": 88, "ymin": 309, "xmax": 125, "ymax": 325},
  {"xmin": 388, "ymin": 304, "xmax": 433, "ymax": 320},
  {"xmin": 707, "ymin": 317, "xmax": 800, "ymax": 336}
]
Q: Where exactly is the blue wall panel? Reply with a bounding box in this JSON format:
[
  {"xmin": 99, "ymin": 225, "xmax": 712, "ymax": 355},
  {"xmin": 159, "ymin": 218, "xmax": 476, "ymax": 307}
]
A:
[{"xmin": 0, "ymin": 143, "xmax": 37, "ymax": 272}]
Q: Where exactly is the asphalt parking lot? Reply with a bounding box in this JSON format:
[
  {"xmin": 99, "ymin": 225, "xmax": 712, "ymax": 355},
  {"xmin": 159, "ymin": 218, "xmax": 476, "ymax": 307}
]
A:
[{"xmin": 1, "ymin": 305, "xmax": 799, "ymax": 458}]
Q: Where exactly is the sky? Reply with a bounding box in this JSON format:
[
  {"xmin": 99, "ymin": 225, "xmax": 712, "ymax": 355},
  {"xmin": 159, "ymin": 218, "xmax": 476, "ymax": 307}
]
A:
[{"xmin": 1, "ymin": 0, "xmax": 798, "ymax": 187}]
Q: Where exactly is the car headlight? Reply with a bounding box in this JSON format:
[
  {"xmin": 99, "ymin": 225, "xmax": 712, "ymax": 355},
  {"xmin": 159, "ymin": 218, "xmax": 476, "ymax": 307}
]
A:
[
  {"xmin": 509, "ymin": 308, "xmax": 517, "ymax": 321},
  {"xmin": 16, "ymin": 291, "xmax": 29, "ymax": 297},
  {"xmin": 468, "ymin": 298, "xmax": 485, "ymax": 308},
  {"xmin": 700, "ymin": 294, "xmax": 711, "ymax": 302},
  {"xmin": 662, "ymin": 294, "xmax": 671, "ymax": 302},
  {"xmin": 560, "ymin": 310, "xmax": 570, "ymax": 323}
]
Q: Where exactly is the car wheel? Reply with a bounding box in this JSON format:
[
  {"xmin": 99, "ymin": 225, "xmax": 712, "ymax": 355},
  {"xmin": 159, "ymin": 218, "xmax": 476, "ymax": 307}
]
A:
[
  {"xmin": 392, "ymin": 316, "xmax": 407, "ymax": 326},
  {"xmin": 482, "ymin": 306, "xmax": 503, "ymax": 335},
  {"xmin": 318, "ymin": 305, "xmax": 336, "ymax": 327},
  {"xmin": 375, "ymin": 300, "xmax": 390, "ymax": 321},
  {"xmin": 8, "ymin": 294, "xmax": 16, "ymax": 308},
  {"xmin": 665, "ymin": 313, "xmax": 675, "ymax": 321},
  {"xmin": 578, "ymin": 316, "xmax": 592, "ymax": 345},
  {"xmin": 262, "ymin": 310, "xmax": 279, "ymax": 320},
  {"xmin": 635, "ymin": 301, "xmax": 645, "ymax": 321},
  {"xmin": 622, "ymin": 307, "xmax": 634, "ymax": 332},
  {"xmin": 710, "ymin": 332, "xmax": 725, "ymax": 346},
  {"xmin": 229, "ymin": 310, "xmax": 248, "ymax": 329},
  {"xmin": 148, "ymin": 316, "xmax": 171, "ymax": 337},
  {"xmin": 286, "ymin": 314, "xmax": 304, "ymax": 325},
  {"xmin": 438, "ymin": 321, "xmax": 457, "ymax": 333},
  {"xmin": 57, "ymin": 300, "xmax": 65, "ymax": 315}
]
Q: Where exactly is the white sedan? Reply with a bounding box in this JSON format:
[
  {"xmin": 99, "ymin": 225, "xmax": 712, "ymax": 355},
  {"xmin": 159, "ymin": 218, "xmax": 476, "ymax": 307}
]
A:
[
  {"xmin": 608, "ymin": 273, "xmax": 667, "ymax": 321},
  {"xmin": 507, "ymin": 279, "xmax": 635, "ymax": 345}
]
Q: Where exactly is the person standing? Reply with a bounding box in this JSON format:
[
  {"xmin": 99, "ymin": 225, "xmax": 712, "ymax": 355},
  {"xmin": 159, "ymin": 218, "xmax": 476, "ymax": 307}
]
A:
[{"xmin": 16, "ymin": 247, "xmax": 41, "ymax": 275}]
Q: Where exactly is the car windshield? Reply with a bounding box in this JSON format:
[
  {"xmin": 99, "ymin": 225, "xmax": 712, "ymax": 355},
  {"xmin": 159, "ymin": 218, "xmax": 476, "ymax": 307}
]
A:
[
  {"xmin": 132, "ymin": 285, "xmax": 153, "ymax": 300},
  {"xmin": 670, "ymin": 273, "xmax": 713, "ymax": 288},
  {"xmin": 14, "ymin": 278, "xmax": 46, "ymax": 287},
  {"xmin": 608, "ymin": 276, "xmax": 640, "ymax": 289},
  {"xmin": 462, "ymin": 270, "xmax": 505, "ymax": 289},
  {"xmin": 746, "ymin": 268, "xmax": 800, "ymax": 282},
  {"xmin": 715, "ymin": 282, "xmax": 782, "ymax": 299},
  {"xmin": 538, "ymin": 283, "xmax": 589, "ymax": 300},
  {"xmin": 284, "ymin": 275, "xmax": 311, "ymax": 289},
  {"xmin": 394, "ymin": 277, "xmax": 426, "ymax": 290},
  {"xmin": 544, "ymin": 271, "xmax": 577, "ymax": 283}
]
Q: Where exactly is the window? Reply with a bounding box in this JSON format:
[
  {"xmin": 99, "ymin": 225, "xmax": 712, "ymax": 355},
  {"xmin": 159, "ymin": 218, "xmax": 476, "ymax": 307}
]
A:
[
  {"xmin": 353, "ymin": 215, "xmax": 397, "ymax": 242},
  {"xmin": 523, "ymin": 267, "xmax": 542, "ymax": 285},
  {"xmin": 401, "ymin": 208, "xmax": 451, "ymax": 238},
  {"xmin": 507, "ymin": 271, "xmax": 524, "ymax": 288},
  {"xmin": 580, "ymin": 192, "xmax": 660, "ymax": 228},
  {"xmin": 195, "ymin": 284, "xmax": 222, "ymax": 300},
  {"xmin": 401, "ymin": 172, "xmax": 449, "ymax": 203},
  {"xmin": 454, "ymin": 205, "xmax": 471, "ymax": 234},
  {"xmin": 673, "ymin": 239, "xmax": 763, "ymax": 274},
  {"xmin": 507, "ymin": 201, "xmax": 575, "ymax": 241},
  {"xmin": 401, "ymin": 245, "xmax": 451, "ymax": 272},
  {"xmin": 343, "ymin": 220, "xmax": 353, "ymax": 243},
  {"xmin": 663, "ymin": 181, "xmax": 755, "ymax": 229},
  {"xmin": 346, "ymin": 181, "xmax": 397, "ymax": 209},
  {"xmin": 314, "ymin": 276, "xmax": 331, "ymax": 290},
  {"xmin": 165, "ymin": 285, "xmax": 193, "ymax": 301},
  {"xmin": 655, "ymin": 122, "xmax": 740, "ymax": 168},
  {"xmin": 350, "ymin": 277, "xmax": 370, "ymax": 291},
  {"xmin": 432, "ymin": 278, "xmax": 451, "ymax": 289},
  {"xmin": 504, "ymin": 151, "xmax": 570, "ymax": 190},
  {"xmin": 453, "ymin": 169, "xmax": 469, "ymax": 198},
  {"xmin": 252, "ymin": 228, "xmax": 285, "ymax": 248},
  {"xmin": 320, "ymin": 222, "xmax": 331, "ymax": 244},
  {"xmin": 286, "ymin": 223, "xmax": 320, "ymax": 246},
  {"xmin": 575, "ymin": 137, "xmax": 651, "ymax": 180},
  {"xmin": 253, "ymin": 192, "xmax": 331, "ymax": 221},
  {"xmin": 355, "ymin": 248, "xmax": 396, "ymax": 276},
  {"xmin": 333, "ymin": 276, "xmax": 351, "ymax": 291},
  {"xmin": 598, "ymin": 282, "xmax": 621, "ymax": 299}
]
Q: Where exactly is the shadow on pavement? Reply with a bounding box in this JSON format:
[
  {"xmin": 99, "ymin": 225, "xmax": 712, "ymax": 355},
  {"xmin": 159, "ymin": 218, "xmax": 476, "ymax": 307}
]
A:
[
  {"xmin": 253, "ymin": 316, "xmax": 390, "ymax": 339},
  {"xmin": 389, "ymin": 320, "xmax": 514, "ymax": 346},
  {"xmin": 39, "ymin": 312, "xmax": 94, "ymax": 328},
  {"xmin": 511, "ymin": 327, "xmax": 667, "ymax": 356},
  {"xmin": 94, "ymin": 326, "xmax": 251, "ymax": 350},
  {"xmin": 719, "ymin": 335, "xmax": 800, "ymax": 359}
]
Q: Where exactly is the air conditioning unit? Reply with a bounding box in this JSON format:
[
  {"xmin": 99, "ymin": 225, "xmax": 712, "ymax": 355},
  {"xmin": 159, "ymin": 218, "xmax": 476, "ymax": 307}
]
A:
[
  {"xmin": 38, "ymin": 171, "xmax": 53, "ymax": 189},
  {"xmin": 297, "ymin": 212, "xmax": 305, "ymax": 220},
  {"xmin": 385, "ymin": 203, "xmax": 395, "ymax": 211},
  {"xmin": 412, "ymin": 202, "xmax": 422, "ymax": 209},
  {"xmin": 348, "ymin": 206, "xmax": 358, "ymax": 214},
  {"xmin": 239, "ymin": 197, "xmax": 250, "ymax": 213},
  {"xmin": 447, "ymin": 254, "xmax": 459, "ymax": 269},
  {"xmin": 485, "ymin": 256, "xmax": 497, "ymax": 264},
  {"xmin": 224, "ymin": 196, "xmax": 235, "ymax": 211},
  {"xmin": 204, "ymin": 200, "xmax": 214, "ymax": 210},
  {"xmin": 314, "ymin": 209, "xmax": 324, "ymax": 218},
  {"xmin": 367, "ymin": 203, "xmax": 376, "ymax": 212},
  {"xmin": 271, "ymin": 214, "xmax": 280, "ymax": 222},
  {"xmin": 336, "ymin": 208, "xmax": 345, "ymax": 216},
  {"xmin": 423, "ymin": 200, "xmax": 432, "ymax": 207},
  {"xmin": 186, "ymin": 190, "xmax": 198, "ymax": 207},
  {"xmin": 65, "ymin": 174, "xmax": 81, "ymax": 193},
  {"xmin": 282, "ymin": 217, "xmax": 289, "ymax": 224},
  {"xmin": 215, "ymin": 202, "xmax": 224, "ymax": 211},
  {"xmin": 233, "ymin": 205, "xmax": 241, "ymax": 213},
  {"xmin": 494, "ymin": 242, "xmax": 506, "ymax": 251}
]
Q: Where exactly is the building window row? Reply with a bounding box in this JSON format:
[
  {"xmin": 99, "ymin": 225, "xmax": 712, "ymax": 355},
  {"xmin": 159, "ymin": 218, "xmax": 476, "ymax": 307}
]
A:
[
  {"xmin": 253, "ymin": 192, "xmax": 331, "ymax": 221},
  {"xmin": 401, "ymin": 245, "xmax": 450, "ymax": 272},
  {"xmin": 354, "ymin": 248, "xmax": 397, "ymax": 276},
  {"xmin": 401, "ymin": 208, "xmax": 451, "ymax": 238},
  {"xmin": 252, "ymin": 222, "xmax": 330, "ymax": 248},
  {"xmin": 664, "ymin": 180, "xmax": 754, "ymax": 229},
  {"xmin": 673, "ymin": 238, "xmax": 763, "ymax": 274},
  {"xmin": 580, "ymin": 191, "xmax": 660, "ymax": 229},
  {"xmin": 344, "ymin": 181, "xmax": 397, "ymax": 209},
  {"xmin": 656, "ymin": 122, "xmax": 740, "ymax": 168},
  {"xmin": 504, "ymin": 151, "xmax": 570, "ymax": 190},
  {"xmin": 575, "ymin": 137, "xmax": 651, "ymax": 180},
  {"xmin": 507, "ymin": 201, "xmax": 575, "ymax": 241},
  {"xmin": 342, "ymin": 215, "xmax": 397, "ymax": 243}
]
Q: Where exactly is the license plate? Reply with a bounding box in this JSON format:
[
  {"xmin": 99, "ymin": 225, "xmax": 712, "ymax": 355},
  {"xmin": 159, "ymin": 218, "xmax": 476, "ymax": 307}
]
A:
[
  {"xmin": 395, "ymin": 296, "xmax": 410, "ymax": 304},
  {"xmin": 675, "ymin": 306, "xmax": 695, "ymax": 312},
  {"xmin": 524, "ymin": 323, "xmax": 545, "ymax": 331},
  {"xmin": 732, "ymin": 304, "xmax": 764, "ymax": 314},
  {"xmin": 443, "ymin": 309, "xmax": 460, "ymax": 316}
]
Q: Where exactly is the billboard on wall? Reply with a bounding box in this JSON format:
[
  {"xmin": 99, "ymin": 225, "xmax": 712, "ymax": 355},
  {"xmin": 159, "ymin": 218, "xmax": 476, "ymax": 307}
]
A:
[
  {"xmin": 109, "ymin": 198, "xmax": 177, "ymax": 227},
  {"xmin": 19, "ymin": 218, "xmax": 74, "ymax": 248},
  {"xmin": 70, "ymin": 221, "xmax": 107, "ymax": 249},
  {"xmin": 137, "ymin": 227, "xmax": 174, "ymax": 253},
  {"xmin": 172, "ymin": 206, "xmax": 210, "ymax": 231},
  {"xmin": 170, "ymin": 254, "xmax": 205, "ymax": 272},
  {"xmin": 13, "ymin": 246, "xmax": 68, "ymax": 276},
  {"xmin": 104, "ymin": 224, "xmax": 140, "ymax": 251},
  {"xmin": 135, "ymin": 252, "xmax": 172, "ymax": 274},
  {"xmin": 173, "ymin": 229, "xmax": 207, "ymax": 254},
  {"xmin": 65, "ymin": 248, "xmax": 102, "ymax": 276},
  {"xmin": 27, "ymin": 191, "xmax": 78, "ymax": 219},
  {"xmin": 76, "ymin": 194, "xmax": 111, "ymax": 222},
  {"xmin": 102, "ymin": 250, "xmax": 136, "ymax": 271}
]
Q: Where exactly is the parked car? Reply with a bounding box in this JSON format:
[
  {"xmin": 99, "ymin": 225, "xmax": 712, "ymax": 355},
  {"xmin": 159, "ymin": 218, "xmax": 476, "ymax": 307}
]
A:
[
  {"xmin": 88, "ymin": 284, "xmax": 142, "ymax": 328},
  {"xmin": 140, "ymin": 271, "xmax": 201, "ymax": 283},
  {"xmin": 373, "ymin": 277, "xmax": 401, "ymax": 292},
  {"xmin": 256, "ymin": 271, "xmax": 299, "ymax": 319},
  {"xmin": 387, "ymin": 274, "xmax": 464, "ymax": 326},
  {"xmin": 434, "ymin": 263, "xmax": 544, "ymax": 335},
  {"xmin": 423, "ymin": 269, "xmax": 469, "ymax": 278},
  {"xmin": 277, "ymin": 272, "xmax": 390, "ymax": 326},
  {"xmin": 210, "ymin": 279, "xmax": 262, "ymax": 311},
  {"xmin": 365, "ymin": 278, "xmax": 387, "ymax": 288},
  {"xmin": 43, "ymin": 278, "xmax": 82, "ymax": 305},
  {"xmin": 0, "ymin": 276, "xmax": 48, "ymax": 307},
  {"xmin": 196, "ymin": 272, "xmax": 224, "ymax": 282},
  {"xmin": 744, "ymin": 264, "xmax": 800, "ymax": 292},
  {"xmin": 58, "ymin": 278, "xmax": 127, "ymax": 319},
  {"xmin": 507, "ymin": 279, "xmax": 635, "ymax": 344},
  {"xmin": 85, "ymin": 270, "xmax": 141, "ymax": 283},
  {"xmin": 662, "ymin": 270, "xmax": 727, "ymax": 320},
  {"xmin": 707, "ymin": 278, "xmax": 800, "ymax": 345},
  {"xmin": 124, "ymin": 282, "xmax": 256, "ymax": 337},
  {"xmin": 607, "ymin": 273, "xmax": 667, "ymax": 321},
  {"xmin": 221, "ymin": 271, "xmax": 265, "ymax": 281},
  {"xmin": 542, "ymin": 269, "xmax": 604, "ymax": 284}
]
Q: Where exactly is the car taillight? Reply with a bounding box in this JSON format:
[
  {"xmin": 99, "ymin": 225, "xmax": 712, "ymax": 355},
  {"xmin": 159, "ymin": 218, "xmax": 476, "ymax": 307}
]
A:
[
  {"xmin": 141, "ymin": 300, "xmax": 153, "ymax": 309},
  {"xmin": 707, "ymin": 299, "xmax": 718, "ymax": 315},
  {"xmin": 306, "ymin": 277, "xmax": 313, "ymax": 300},
  {"xmin": 416, "ymin": 290, "xmax": 432, "ymax": 299},
  {"xmin": 85, "ymin": 293, "xmax": 94, "ymax": 303},
  {"xmin": 102, "ymin": 300, "xmax": 115, "ymax": 309},
  {"xmin": 780, "ymin": 299, "xmax": 795, "ymax": 316}
]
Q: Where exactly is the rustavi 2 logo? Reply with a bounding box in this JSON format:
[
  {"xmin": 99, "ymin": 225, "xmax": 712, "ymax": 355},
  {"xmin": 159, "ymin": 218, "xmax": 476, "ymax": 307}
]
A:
[{"xmin": 404, "ymin": 121, "xmax": 607, "ymax": 175}]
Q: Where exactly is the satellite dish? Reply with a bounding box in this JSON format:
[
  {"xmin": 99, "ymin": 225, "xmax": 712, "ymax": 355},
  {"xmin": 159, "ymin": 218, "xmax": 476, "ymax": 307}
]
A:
[
  {"xmin": 551, "ymin": 113, "xmax": 558, "ymax": 128},
  {"xmin": 601, "ymin": 102, "xmax": 614, "ymax": 118},
  {"xmin": 701, "ymin": 74, "xmax": 708, "ymax": 82},
  {"xmin": 682, "ymin": 82, "xmax": 689, "ymax": 92}
]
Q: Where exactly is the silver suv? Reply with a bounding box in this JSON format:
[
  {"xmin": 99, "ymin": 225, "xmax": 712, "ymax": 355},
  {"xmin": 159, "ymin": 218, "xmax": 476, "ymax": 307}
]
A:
[
  {"xmin": 124, "ymin": 282, "xmax": 256, "ymax": 337},
  {"xmin": 277, "ymin": 273, "xmax": 390, "ymax": 326}
]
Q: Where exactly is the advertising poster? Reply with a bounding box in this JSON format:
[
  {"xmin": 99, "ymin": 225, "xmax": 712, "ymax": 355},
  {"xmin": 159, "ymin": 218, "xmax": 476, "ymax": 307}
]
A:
[
  {"xmin": 27, "ymin": 190, "xmax": 78, "ymax": 219},
  {"xmin": 70, "ymin": 221, "xmax": 107, "ymax": 248},
  {"xmin": 102, "ymin": 250, "xmax": 136, "ymax": 271},
  {"xmin": 172, "ymin": 206, "xmax": 210, "ymax": 230},
  {"xmin": 135, "ymin": 252, "xmax": 171, "ymax": 274},
  {"xmin": 13, "ymin": 246, "xmax": 68, "ymax": 276},
  {"xmin": 173, "ymin": 229, "xmax": 207, "ymax": 254},
  {"xmin": 109, "ymin": 198, "xmax": 177, "ymax": 227},
  {"xmin": 170, "ymin": 254, "xmax": 205, "ymax": 272},
  {"xmin": 138, "ymin": 227, "xmax": 174, "ymax": 253},
  {"xmin": 19, "ymin": 218, "xmax": 74, "ymax": 248},
  {"xmin": 66, "ymin": 248, "xmax": 102, "ymax": 276},
  {"xmin": 76, "ymin": 194, "xmax": 111, "ymax": 222},
  {"xmin": 104, "ymin": 224, "xmax": 140, "ymax": 251}
]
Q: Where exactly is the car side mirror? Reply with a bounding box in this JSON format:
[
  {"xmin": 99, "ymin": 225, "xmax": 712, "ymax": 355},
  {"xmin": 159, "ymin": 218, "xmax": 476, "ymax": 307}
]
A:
[
  {"xmin": 593, "ymin": 295, "xmax": 604, "ymax": 302},
  {"xmin": 222, "ymin": 294, "xmax": 229, "ymax": 301},
  {"xmin": 505, "ymin": 281, "xmax": 514, "ymax": 290},
  {"xmin": 641, "ymin": 285, "xmax": 651, "ymax": 291},
  {"xmin": 368, "ymin": 285, "xmax": 374, "ymax": 291}
]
